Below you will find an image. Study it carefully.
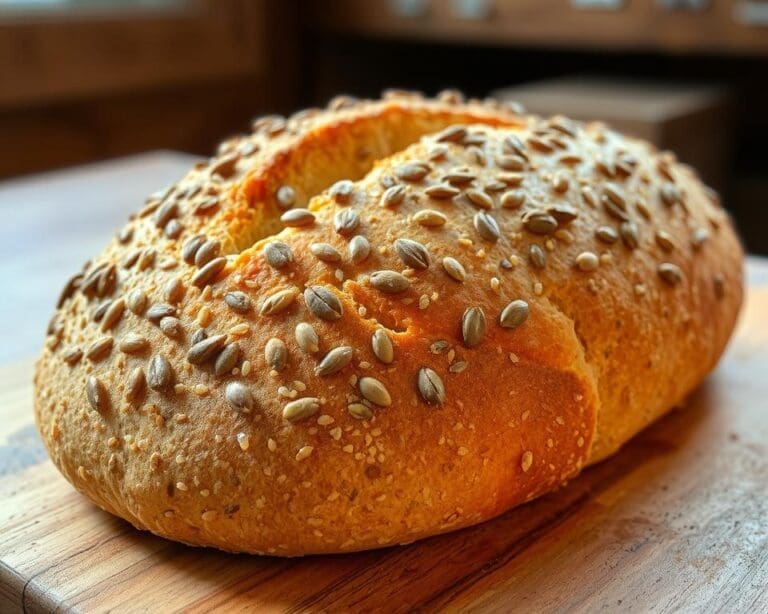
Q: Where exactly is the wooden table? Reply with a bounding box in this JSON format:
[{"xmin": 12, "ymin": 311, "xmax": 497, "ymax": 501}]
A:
[{"xmin": 1, "ymin": 154, "xmax": 767, "ymax": 612}]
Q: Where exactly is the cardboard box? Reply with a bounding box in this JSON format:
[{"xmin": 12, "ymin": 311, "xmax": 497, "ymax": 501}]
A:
[{"xmin": 494, "ymin": 76, "xmax": 732, "ymax": 191}]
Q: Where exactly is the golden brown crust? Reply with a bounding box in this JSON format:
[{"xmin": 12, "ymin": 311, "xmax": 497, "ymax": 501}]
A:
[{"xmin": 35, "ymin": 92, "xmax": 742, "ymax": 555}]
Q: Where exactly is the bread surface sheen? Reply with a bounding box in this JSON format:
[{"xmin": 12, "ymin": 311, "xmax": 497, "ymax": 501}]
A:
[{"xmin": 35, "ymin": 92, "xmax": 743, "ymax": 555}]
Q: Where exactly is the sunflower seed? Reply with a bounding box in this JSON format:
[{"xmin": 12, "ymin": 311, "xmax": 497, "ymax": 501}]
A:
[
  {"xmin": 117, "ymin": 226, "xmax": 133, "ymax": 244},
  {"xmin": 224, "ymin": 291, "xmax": 252, "ymax": 313},
  {"xmin": 147, "ymin": 354, "xmax": 173, "ymax": 389},
  {"xmin": 430, "ymin": 340, "xmax": 449, "ymax": 354},
  {"xmin": 295, "ymin": 322, "xmax": 319, "ymax": 352},
  {"xmin": 549, "ymin": 116, "xmax": 577, "ymax": 136},
  {"xmin": 304, "ymin": 286, "xmax": 343, "ymax": 320},
  {"xmin": 119, "ymin": 333, "xmax": 149, "ymax": 354},
  {"xmin": 503, "ymin": 134, "xmax": 527, "ymax": 157},
  {"xmin": 395, "ymin": 161, "xmax": 430, "ymax": 182},
  {"xmin": 382, "ymin": 184, "xmax": 406, "ymax": 207},
  {"xmin": 394, "ymin": 238, "xmax": 430, "ymax": 270},
  {"xmin": 496, "ymin": 155, "xmax": 526, "ymax": 171},
  {"xmin": 192, "ymin": 257, "xmax": 227, "ymax": 287},
  {"xmin": 413, "ymin": 209, "xmax": 447, "ymax": 227},
  {"xmin": 96, "ymin": 264, "xmax": 117, "ymax": 296},
  {"xmin": 162, "ymin": 280, "xmax": 183, "ymax": 307},
  {"xmin": 187, "ymin": 334, "xmax": 227, "ymax": 365},
  {"xmin": 63, "ymin": 347, "xmax": 83, "ymax": 365},
  {"xmin": 90, "ymin": 299, "xmax": 109, "ymax": 324},
  {"xmin": 57, "ymin": 273, "xmax": 83, "ymax": 308},
  {"xmin": 159, "ymin": 316, "xmax": 181, "ymax": 337},
  {"xmin": 466, "ymin": 189, "xmax": 494, "ymax": 210},
  {"xmin": 347, "ymin": 402, "xmax": 373, "ymax": 420},
  {"xmin": 276, "ymin": 185, "xmax": 296, "ymax": 209},
  {"xmin": 523, "ymin": 210, "xmax": 558, "ymax": 235},
  {"xmin": 603, "ymin": 183, "xmax": 626, "ymax": 209},
  {"xmin": 497, "ymin": 172, "xmax": 524, "ymax": 187},
  {"xmin": 442, "ymin": 256, "xmax": 466, "ymax": 282},
  {"xmin": 371, "ymin": 328, "xmax": 394, "ymax": 364},
  {"xmin": 265, "ymin": 338, "xmax": 288, "ymax": 371},
  {"xmin": 348, "ymin": 235, "xmax": 370, "ymax": 263},
  {"xmin": 655, "ymin": 230, "xmax": 675, "ymax": 252},
  {"xmin": 334, "ymin": 209, "xmax": 360, "ymax": 236},
  {"xmin": 449, "ymin": 360, "xmax": 468, "ymax": 373},
  {"xmin": 182, "ymin": 235, "xmax": 206, "ymax": 264},
  {"xmin": 500, "ymin": 191, "xmax": 525, "ymax": 209},
  {"xmin": 595, "ymin": 226, "xmax": 619, "ymax": 244},
  {"xmin": 154, "ymin": 199, "xmax": 178, "ymax": 228},
  {"xmin": 443, "ymin": 168, "xmax": 476, "ymax": 184},
  {"xmin": 359, "ymin": 377, "xmax": 391, "ymax": 406},
  {"xmin": 527, "ymin": 136, "xmax": 555, "ymax": 153},
  {"xmin": 500, "ymin": 300, "xmax": 529, "ymax": 329},
  {"xmin": 467, "ymin": 145, "xmax": 487, "ymax": 166},
  {"xmin": 417, "ymin": 367, "xmax": 445, "ymax": 405},
  {"xmin": 125, "ymin": 367, "xmax": 146, "ymax": 402},
  {"xmin": 370, "ymin": 270, "xmax": 410, "ymax": 294},
  {"xmin": 80, "ymin": 264, "xmax": 106, "ymax": 296},
  {"xmin": 194, "ymin": 240, "xmax": 221, "ymax": 267},
  {"xmin": 210, "ymin": 152, "xmax": 239, "ymax": 178},
  {"xmin": 191, "ymin": 328, "xmax": 207, "ymax": 345},
  {"xmin": 485, "ymin": 180, "xmax": 506, "ymax": 192},
  {"xmin": 283, "ymin": 397, "xmax": 320, "ymax": 423},
  {"xmin": 310, "ymin": 242, "xmax": 342, "ymax": 263},
  {"xmin": 548, "ymin": 204, "xmax": 578, "ymax": 223},
  {"xmin": 260, "ymin": 287, "xmax": 298, "ymax": 315},
  {"xmin": 603, "ymin": 198, "xmax": 629, "ymax": 222},
  {"xmin": 425, "ymin": 183, "xmax": 460, "ymax": 199},
  {"xmin": 215, "ymin": 343, "xmax": 240, "ymax": 376},
  {"xmin": 147, "ymin": 303, "xmax": 176, "ymax": 323},
  {"xmin": 101, "ymin": 298, "xmax": 125, "ymax": 332},
  {"xmin": 281, "ymin": 208, "xmax": 315, "ymax": 227},
  {"xmin": 225, "ymin": 381, "xmax": 253, "ymax": 412},
  {"xmin": 137, "ymin": 249, "xmax": 156, "ymax": 272},
  {"xmin": 619, "ymin": 221, "xmax": 640, "ymax": 249},
  {"xmin": 165, "ymin": 219, "xmax": 184, "ymax": 240},
  {"xmin": 435, "ymin": 125, "xmax": 467, "ymax": 143},
  {"xmin": 575, "ymin": 251, "xmax": 599, "ymax": 272},
  {"xmin": 194, "ymin": 196, "xmax": 219, "ymax": 216},
  {"xmin": 658, "ymin": 262, "xmax": 683, "ymax": 286},
  {"xmin": 315, "ymin": 346, "xmax": 354, "ymax": 376},
  {"xmin": 264, "ymin": 241, "xmax": 294, "ymax": 269},
  {"xmin": 86, "ymin": 376, "xmax": 108, "ymax": 412},
  {"xmin": 462, "ymin": 307, "xmax": 486, "ymax": 347},
  {"xmin": 528, "ymin": 244, "xmax": 546, "ymax": 269},
  {"xmin": 474, "ymin": 211, "xmax": 501, "ymax": 242},
  {"xmin": 86, "ymin": 336, "xmax": 113, "ymax": 361},
  {"xmin": 329, "ymin": 179, "xmax": 355, "ymax": 204}
]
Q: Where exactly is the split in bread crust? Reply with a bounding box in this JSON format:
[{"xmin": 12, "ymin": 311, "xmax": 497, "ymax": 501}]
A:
[{"xmin": 36, "ymin": 91, "xmax": 743, "ymax": 555}]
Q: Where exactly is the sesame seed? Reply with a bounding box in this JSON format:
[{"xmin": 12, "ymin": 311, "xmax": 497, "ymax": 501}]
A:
[
  {"xmin": 575, "ymin": 251, "xmax": 599, "ymax": 272},
  {"xmin": 521, "ymin": 450, "xmax": 533, "ymax": 472},
  {"xmin": 296, "ymin": 446, "xmax": 314, "ymax": 461}
]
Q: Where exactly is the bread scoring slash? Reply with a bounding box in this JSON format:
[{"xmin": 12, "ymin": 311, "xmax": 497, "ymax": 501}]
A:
[{"xmin": 35, "ymin": 90, "xmax": 743, "ymax": 556}]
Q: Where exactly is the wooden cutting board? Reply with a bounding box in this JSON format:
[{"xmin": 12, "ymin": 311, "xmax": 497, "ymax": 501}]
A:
[{"xmin": 2, "ymin": 289, "xmax": 767, "ymax": 613}]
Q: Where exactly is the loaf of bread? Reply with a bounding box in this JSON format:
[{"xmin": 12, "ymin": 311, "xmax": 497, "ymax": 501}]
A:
[{"xmin": 35, "ymin": 91, "xmax": 743, "ymax": 556}]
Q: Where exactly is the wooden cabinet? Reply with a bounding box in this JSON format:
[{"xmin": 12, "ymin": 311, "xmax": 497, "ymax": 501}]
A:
[
  {"xmin": 310, "ymin": 0, "xmax": 768, "ymax": 56},
  {"xmin": 0, "ymin": 0, "xmax": 298, "ymax": 178}
]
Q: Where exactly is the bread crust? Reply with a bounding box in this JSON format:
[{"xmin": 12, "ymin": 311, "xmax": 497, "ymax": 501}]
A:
[{"xmin": 35, "ymin": 92, "xmax": 742, "ymax": 555}]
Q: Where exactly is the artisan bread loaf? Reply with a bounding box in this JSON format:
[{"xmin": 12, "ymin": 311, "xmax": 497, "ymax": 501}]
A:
[{"xmin": 35, "ymin": 91, "xmax": 743, "ymax": 555}]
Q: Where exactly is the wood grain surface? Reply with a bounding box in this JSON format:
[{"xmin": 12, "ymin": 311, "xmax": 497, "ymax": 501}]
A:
[{"xmin": 1, "ymin": 155, "xmax": 767, "ymax": 612}]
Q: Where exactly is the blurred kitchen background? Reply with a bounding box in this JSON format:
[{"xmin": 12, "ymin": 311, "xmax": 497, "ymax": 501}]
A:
[{"xmin": 1, "ymin": 0, "xmax": 767, "ymax": 253}]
